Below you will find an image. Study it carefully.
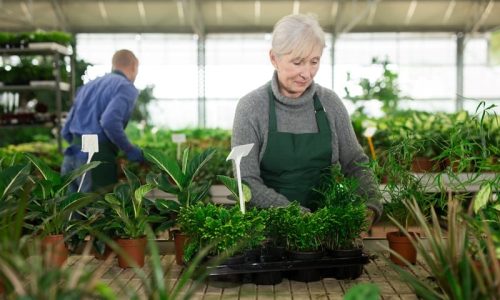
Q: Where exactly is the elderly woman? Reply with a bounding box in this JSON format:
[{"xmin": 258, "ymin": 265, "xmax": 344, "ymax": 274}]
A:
[{"xmin": 231, "ymin": 14, "xmax": 382, "ymax": 225}]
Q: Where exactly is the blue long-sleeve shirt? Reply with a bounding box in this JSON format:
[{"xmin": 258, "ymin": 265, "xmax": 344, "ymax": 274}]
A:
[{"xmin": 62, "ymin": 71, "xmax": 138, "ymax": 155}]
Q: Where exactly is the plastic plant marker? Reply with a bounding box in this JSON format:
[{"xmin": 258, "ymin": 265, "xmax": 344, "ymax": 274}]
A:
[
  {"xmin": 363, "ymin": 127, "xmax": 377, "ymax": 160},
  {"xmin": 77, "ymin": 134, "xmax": 99, "ymax": 192},
  {"xmin": 172, "ymin": 133, "xmax": 186, "ymax": 161},
  {"xmin": 226, "ymin": 143, "xmax": 254, "ymax": 214}
]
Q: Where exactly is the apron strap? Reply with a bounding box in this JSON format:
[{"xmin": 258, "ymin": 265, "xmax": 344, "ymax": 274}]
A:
[{"xmin": 268, "ymin": 85, "xmax": 325, "ymax": 133}]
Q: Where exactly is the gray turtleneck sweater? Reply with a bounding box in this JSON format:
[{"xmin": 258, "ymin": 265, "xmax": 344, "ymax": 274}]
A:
[{"xmin": 232, "ymin": 72, "xmax": 382, "ymax": 220}]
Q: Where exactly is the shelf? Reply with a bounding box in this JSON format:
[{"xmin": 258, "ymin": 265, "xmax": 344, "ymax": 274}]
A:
[
  {"xmin": 0, "ymin": 82, "xmax": 70, "ymax": 92},
  {"xmin": 0, "ymin": 43, "xmax": 72, "ymax": 56}
]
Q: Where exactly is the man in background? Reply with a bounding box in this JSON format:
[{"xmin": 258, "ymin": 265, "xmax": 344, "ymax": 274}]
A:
[{"xmin": 61, "ymin": 49, "xmax": 143, "ymax": 193}]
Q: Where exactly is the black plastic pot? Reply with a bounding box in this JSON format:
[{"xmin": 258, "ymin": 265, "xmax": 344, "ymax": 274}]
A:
[
  {"xmin": 252, "ymin": 246, "xmax": 284, "ymax": 285},
  {"xmin": 287, "ymin": 250, "xmax": 323, "ymax": 282},
  {"xmin": 208, "ymin": 254, "xmax": 245, "ymax": 288},
  {"xmin": 323, "ymin": 248, "xmax": 363, "ymax": 279}
]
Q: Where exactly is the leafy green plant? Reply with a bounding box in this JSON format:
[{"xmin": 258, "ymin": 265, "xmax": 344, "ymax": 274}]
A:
[
  {"xmin": 102, "ymin": 168, "xmax": 160, "ymax": 239},
  {"xmin": 0, "ymin": 239, "xmax": 115, "ymax": 299},
  {"xmin": 0, "ymin": 162, "xmax": 32, "ymax": 254},
  {"xmin": 315, "ymin": 167, "xmax": 367, "ymax": 250},
  {"xmin": 178, "ymin": 203, "xmax": 265, "ymax": 261},
  {"xmin": 24, "ymin": 154, "xmax": 98, "ymax": 236},
  {"xmin": 215, "ymin": 175, "xmax": 252, "ymax": 203},
  {"xmin": 344, "ymin": 283, "xmax": 380, "ymax": 300},
  {"xmin": 279, "ymin": 202, "xmax": 328, "ymax": 252},
  {"xmin": 381, "ymin": 146, "xmax": 434, "ymax": 231},
  {"xmin": 345, "ymin": 57, "xmax": 409, "ymax": 114},
  {"xmin": 144, "ymin": 147, "xmax": 215, "ymax": 216},
  {"xmin": 385, "ymin": 196, "xmax": 500, "ymax": 299}
]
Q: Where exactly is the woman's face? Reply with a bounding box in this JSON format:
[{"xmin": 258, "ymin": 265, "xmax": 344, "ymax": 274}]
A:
[{"xmin": 270, "ymin": 46, "xmax": 322, "ymax": 99}]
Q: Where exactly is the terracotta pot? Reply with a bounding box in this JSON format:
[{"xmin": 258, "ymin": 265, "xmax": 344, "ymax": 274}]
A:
[
  {"xmin": 411, "ymin": 157, "xmax": 437, "ymax": 173},
  {"xmin": 174, "ymin": 232, "xmax": 189, "ymax": 265},
  {"xmin": 116, "ymin": 237, "xmax": 147, "ymax": 268},
  {"xmin": 41, "ymin": 234, "xmax": 69, "ymax": 268},
  {"xmin": 386, "ymin": 231, "xmax": 418, "ymax": 266}
]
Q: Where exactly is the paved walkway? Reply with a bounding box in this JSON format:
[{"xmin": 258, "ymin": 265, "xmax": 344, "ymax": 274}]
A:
[{"xmin": 67, "ymin": 253, "xmax": 424, "ymax": 299}]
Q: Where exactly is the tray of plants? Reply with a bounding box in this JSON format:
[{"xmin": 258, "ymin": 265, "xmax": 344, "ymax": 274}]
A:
[{"xmin": 205, "ymin": 252, "xmax": 370, "ymax": 277}]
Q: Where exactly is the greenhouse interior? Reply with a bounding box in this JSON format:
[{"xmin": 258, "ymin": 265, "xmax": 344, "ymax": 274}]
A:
[{"xmin": 0, "ymin": 0, "xmax": 499, "ymax": 299}]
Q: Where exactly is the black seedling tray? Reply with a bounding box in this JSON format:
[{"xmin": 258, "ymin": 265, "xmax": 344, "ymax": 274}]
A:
[{"xmin": 205, "ymin": 254, "xmax": 370, "ymax": 276}]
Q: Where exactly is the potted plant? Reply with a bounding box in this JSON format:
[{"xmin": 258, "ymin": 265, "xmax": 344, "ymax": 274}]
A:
[
  {"xmin": 386, "ymin": 196, "xmax": 500, "ymax": 299},
  {"xmin": 280, "ymin": 202, "xmax": 327, "ymax": 282},
  {"xmin": 24, "ymin": 154, "xmax": 98, "ymax": 267},
  {"xmin": 143, "ymin": 147, "xmax": 215, "ymax": 265},
  {"xmin": 178, "ymin": 202, "xmax": 265, "ymax": 286},
  {"xmin": 102, "ymin": 168, "xmax": 159, "ymax": 268},
  {"xmin": 0, "ymin": 162, "xmax": 33, "ymax": 294},
  {"xmin": 382, "ymin": 151, "xmax": 432, "ymax": 266}
]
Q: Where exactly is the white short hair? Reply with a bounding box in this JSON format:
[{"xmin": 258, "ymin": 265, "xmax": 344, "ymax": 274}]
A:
[{"xmin": 271, "ymin": 14, "xmax": 325, "ymax": 58}]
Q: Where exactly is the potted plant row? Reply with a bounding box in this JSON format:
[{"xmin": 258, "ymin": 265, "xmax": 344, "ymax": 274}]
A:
[{"xmin": 176, "ymin": 166, "xmax": 370, "ymax": 284}]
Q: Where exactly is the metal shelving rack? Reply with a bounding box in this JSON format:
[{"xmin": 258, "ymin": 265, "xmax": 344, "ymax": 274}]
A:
[{"xmin": 0, "ymin": 44, "xmax": 74, "ymax": 152}]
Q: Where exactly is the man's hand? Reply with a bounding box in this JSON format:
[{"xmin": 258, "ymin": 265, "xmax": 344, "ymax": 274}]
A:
[{"xmin": 126, "ymin": 146, "xmax": 144, "ymax": 162}]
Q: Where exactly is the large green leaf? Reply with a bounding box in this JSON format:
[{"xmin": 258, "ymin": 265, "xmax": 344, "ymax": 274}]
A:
[
  {"xmin": 25, "ymin": 153, "xmax": 61, "ymax": 185},
  {"xmin": 33, "ymin": 180, "xmax": 53, "ymax": 200},
  {"xmin": 155, "ymin": 199, "xmax": 180, "ymax": 213},
  {"xmin": 133, "ymin": 184, "xmax": 155, "ymax": 219},
  {"xmin": 0, "ymin": 163, "xmax": 31, "ymax": 201},
  {"xmin": 58, "ymin": 161, "xmax": 100, "ymax": 195},
  {"xmin": 157, "ymin": 174, "xmax": 180, "ymax": 194},
  {"xmin": 59, "ymin": 192, "xmax": 96, "ymax": 216},
  {"xmin": 144, "ymin": 149, "xmax": 186, "ymax": 188},
  {"xmin": 185, "ymin": 148, "xmax": 216, "ymax": 185},
  {"xmin": 473, "ymin": 183, "xmax": 492, "ymax": 213},
  {"xmin": 216, "ymin": 175, "xmax": 252, "ymax": 202},
  {"xmin": 123, "ymin": 167, "xmax": 141, "ymax": 192}
]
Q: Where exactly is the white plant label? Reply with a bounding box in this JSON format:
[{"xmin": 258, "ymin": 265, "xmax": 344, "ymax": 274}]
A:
[
  {"xmin": 226, "ymin": 143, "xmax": 254, "ymax": 214},
  {"xmin": 172, "ymin": 134, "xmax": 186, "ymax": 143},
  {"xmin": 363, "ymin": 127, "xmax": 377, "ymax": 138},
  {"xmin": 78, "ymin": 134, "xmax": 99, "ymax": 192},
  {"xmin": 172, "ymin": 133, "xmax": 187, "ymax": 161}
]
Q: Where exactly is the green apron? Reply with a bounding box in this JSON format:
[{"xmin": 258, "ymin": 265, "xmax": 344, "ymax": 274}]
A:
[
  {"xmin": 260, "ymin": 86, "xmax": 332, "ymax": 210},
  {"xmin": 73, "ymin": 136, "xmax": 119, "ymax": 193}
]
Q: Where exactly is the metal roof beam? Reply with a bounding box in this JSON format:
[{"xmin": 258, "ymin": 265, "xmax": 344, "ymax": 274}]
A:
[
  {"xmin": 405, "ymin": 0, "xmax": 418, "ymax": 25},
  {"xmin": 470, "ymin": 0, "xmax": 494, "ymax": 34},
  {"xmin": 50, "ymin": 0, "xmax": 68, "ymax": 31},
  {"xmin": 137, "ymin": 0, "xmax": 147, "ymax": 26},
  {"xmin": 442, "ymin": 0, "xmax": 456, "ymax": 24},
  {"xmin": 181, "ymin": 0, "xmax": 205, "ymax": 37}
]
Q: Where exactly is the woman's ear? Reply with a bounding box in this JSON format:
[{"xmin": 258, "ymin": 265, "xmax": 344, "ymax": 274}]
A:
[{"xmin": 269, "ymin": 50, "xmax": 278, "ymax": 70}]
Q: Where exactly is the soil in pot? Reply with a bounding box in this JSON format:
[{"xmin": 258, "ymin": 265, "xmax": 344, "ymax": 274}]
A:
[
  {"xmin": 387, "ymin": 231, "xmax": 418, "ymax": 266},
  {"xmin": 208, "ymin": 254, "xmax": 245, "ymax": 288},
  {"xmin": 287, "ymin": 250, "xmax": 323, "ymax": 282},
  {"xmin": 116, "ymin": 237, "xmax": 147, "ymax": 268},
  {"xmin": 324, "ymin": 248, "xmax": 364, "ymax": 279},
  {"xmin": 174, "ymin": 231, "xmax": 189, "ymax": 266},
  {"xmin": 42, "ymin": 234, "xmax": 69, "ymax": 268}
]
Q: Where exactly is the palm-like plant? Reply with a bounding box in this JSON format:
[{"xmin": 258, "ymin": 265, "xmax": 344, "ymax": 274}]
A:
[
  {"xmin": 102, "ymin": 168, "xmax": 159, "ymax": 239},
  {"xmin": 24, "ymin": 154, "xmax": 99, "ymax": 236},
  {"xmin": 0, "ymin": 162, "xmax": 32, "ymax": 256},
  {"xmin": 144, "ymin": 147, "xmax": 216, "ymax": 215},
  {"xmin": 386, "ymin": 196, "xmax": 500, "ymax": 300}
]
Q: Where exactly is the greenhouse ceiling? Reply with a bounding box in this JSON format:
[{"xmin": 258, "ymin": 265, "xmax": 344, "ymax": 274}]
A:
[{"xmin": 0, "ymin": 0, "xmax": 499, "ymax": 35}]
